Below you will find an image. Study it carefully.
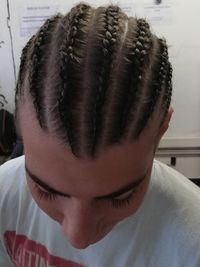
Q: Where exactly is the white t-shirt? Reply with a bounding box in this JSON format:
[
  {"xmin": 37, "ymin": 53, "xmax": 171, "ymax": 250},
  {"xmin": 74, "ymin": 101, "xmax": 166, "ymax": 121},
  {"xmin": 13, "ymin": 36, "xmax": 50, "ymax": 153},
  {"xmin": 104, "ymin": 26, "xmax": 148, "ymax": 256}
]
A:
[{"xmin": 0, "ymin": 156, "xmax": 200, "ymax": 267}]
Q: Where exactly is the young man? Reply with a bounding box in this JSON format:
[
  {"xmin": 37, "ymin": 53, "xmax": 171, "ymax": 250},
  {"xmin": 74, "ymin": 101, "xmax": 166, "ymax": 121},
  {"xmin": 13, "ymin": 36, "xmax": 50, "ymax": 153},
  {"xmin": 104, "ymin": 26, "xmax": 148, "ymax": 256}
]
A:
[{"xmin": 0, "ymin": 3, "xmax": 199, "ymax": 266}]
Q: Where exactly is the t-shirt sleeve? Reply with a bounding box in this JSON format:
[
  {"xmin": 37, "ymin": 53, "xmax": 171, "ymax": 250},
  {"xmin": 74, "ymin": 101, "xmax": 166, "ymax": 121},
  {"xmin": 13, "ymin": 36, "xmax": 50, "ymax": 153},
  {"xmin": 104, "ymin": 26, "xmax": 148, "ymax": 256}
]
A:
[{"xmin": 0, "ymin": 157, "xmax": 25, "ymax": 265}]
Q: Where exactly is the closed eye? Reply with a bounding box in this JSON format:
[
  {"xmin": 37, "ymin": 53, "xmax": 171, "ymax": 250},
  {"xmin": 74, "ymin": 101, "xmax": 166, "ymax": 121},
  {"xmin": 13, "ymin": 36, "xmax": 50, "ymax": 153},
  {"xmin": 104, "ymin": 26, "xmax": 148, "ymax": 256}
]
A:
[
  {"xmin": 108, "ymin": 189, "xmax": 136, "ymax": 208},
  {"xmin": 33, "ymin": 181, "xmax": 136, "ymax": 209}
]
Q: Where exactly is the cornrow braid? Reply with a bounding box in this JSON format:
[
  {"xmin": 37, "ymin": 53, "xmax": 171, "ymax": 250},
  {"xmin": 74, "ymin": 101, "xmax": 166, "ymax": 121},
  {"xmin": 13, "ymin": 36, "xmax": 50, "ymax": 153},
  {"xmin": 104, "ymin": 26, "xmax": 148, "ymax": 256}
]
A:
[
  {"xmin": 133, "ymin": 37, "xmax": 169, "ymax": 138},
  {"xmin": 58, "ymin": 4, "xmax": 91, "ymax": 154},
  {"xmin": 91, "ymin": 6, "xmax": 120, "ymax": 155},
  {"xmin": 29, "ymin": 15, "xmax": 61, "ymax": 127},
  {"xmin": 123, "ymin": 19, "xmax": 153, "ymax": 129},
  {"xmin": 16, "ymin": 35, "xmax": 35, "ymax": 97},
  {"xmin": 109, "ymin": 18, "xmax": 153, "ymax": 143}
]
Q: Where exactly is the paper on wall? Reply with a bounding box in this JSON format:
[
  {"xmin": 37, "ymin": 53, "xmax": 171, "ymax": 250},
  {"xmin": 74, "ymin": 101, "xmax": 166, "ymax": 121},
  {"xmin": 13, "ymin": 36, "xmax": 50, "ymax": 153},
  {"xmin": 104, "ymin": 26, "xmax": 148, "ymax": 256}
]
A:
[
  {"xmin": 19, "ymin": 5, "xmax": 59, "ymax": 37},
  {"xmin": 143, "ymin": 4, "xmax": 173, "ymax": 24},
  {"xmin": 120, "ymin": 2, "xmax": 136, "ymax": 16}
]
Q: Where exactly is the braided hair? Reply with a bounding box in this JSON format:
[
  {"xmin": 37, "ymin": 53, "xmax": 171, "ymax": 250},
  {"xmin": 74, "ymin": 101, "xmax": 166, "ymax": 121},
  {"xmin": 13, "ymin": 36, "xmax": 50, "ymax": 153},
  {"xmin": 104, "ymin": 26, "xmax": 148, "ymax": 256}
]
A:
[{"xmin": 15, "ymin": 2, "xmax": 173, "ymax": 158}]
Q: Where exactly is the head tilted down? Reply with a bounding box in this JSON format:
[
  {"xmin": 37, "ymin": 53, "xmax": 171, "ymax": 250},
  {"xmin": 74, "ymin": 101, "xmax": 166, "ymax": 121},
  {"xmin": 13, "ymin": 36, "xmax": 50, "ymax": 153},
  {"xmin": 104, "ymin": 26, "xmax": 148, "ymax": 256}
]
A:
[{"xmin": 15, "ymin": 3, "xmax": 173, "ymax": 249}]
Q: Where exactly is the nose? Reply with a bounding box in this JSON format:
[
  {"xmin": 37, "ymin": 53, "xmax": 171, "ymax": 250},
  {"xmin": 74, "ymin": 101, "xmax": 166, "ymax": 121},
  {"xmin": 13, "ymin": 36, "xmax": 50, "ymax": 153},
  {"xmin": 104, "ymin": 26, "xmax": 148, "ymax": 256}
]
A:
[{"xmin": 61, "ymin": 199, "xmax": 98, "ymax": 249}]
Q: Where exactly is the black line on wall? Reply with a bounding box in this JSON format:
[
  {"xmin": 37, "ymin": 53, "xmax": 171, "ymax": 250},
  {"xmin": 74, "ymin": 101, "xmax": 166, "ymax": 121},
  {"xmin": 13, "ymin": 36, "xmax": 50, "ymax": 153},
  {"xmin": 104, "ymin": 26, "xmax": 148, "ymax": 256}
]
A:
[{"xmin": 6, "ymin": 0, "xmax": 17, "ymax": 83}]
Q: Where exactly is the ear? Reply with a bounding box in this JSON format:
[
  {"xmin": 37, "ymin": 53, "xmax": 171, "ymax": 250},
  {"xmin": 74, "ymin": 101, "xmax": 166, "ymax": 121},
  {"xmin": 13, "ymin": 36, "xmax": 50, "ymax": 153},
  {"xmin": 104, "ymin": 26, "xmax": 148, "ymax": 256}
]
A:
[{"xmin": 157, "ymin": 107, "xmax": 174, "ymax": 142}]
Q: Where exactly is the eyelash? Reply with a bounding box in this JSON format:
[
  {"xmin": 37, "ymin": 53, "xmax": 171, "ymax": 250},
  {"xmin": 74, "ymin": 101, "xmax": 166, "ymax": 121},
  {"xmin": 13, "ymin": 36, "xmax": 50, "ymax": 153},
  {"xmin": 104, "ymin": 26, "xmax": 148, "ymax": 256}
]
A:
[
  {"xmin": 34, "ymin": 184, "xmax": 135, "ymax": 209},
  {"xmin": 34, "ymin": 184, "xmax": 58, "ymax": 201},
  {"xmin": 109, "ymin": 192, "xmax": 134, "ymax": 208}
]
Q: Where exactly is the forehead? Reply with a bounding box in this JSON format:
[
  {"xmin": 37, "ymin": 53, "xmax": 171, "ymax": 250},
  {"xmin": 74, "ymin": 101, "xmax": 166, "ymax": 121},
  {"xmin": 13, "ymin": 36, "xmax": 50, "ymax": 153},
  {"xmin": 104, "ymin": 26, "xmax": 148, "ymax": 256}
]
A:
[
  {"xmin": 23, "ymin": 138, "xmax": 155, "ymax": 197},
  {"xmin": 24, "ymin": 139, "xmax": 154, "ymax": 198},
  {"xmin": 18, "ymin": 102, "xmax": 158, "ymax": 196}
]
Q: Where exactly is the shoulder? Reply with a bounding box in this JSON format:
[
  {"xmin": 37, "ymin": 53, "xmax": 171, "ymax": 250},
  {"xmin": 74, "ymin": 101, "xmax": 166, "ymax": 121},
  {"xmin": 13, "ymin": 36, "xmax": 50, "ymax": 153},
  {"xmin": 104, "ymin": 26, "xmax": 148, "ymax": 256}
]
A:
[
  {"xmin": 0, "ymin": 156, "xmax": 26, "ymax": 196},
  {"xmin": 0, "ymin": 156, "xmax": 26, "ymax": 193},
  {"xmin": 151, "ymin": 160, "xmax": 200, "ymax": 241},
  {"xmin": 0, "ymin": 156, "xmax": 31, "ymax": 230},
  {"xmin": 133, "ymin": 160, "xmax": 200, "ymax": 264},
  {"xmin": 152, "ymin": 159, "xmax": 200, "ymax": 200},
  {"xmin": 0, "ymin": 156, "xmax": 25, "ymax": 177},
  {"xmin": 151, "ymin": 159, "xmax": 200, "ymax": 213}
]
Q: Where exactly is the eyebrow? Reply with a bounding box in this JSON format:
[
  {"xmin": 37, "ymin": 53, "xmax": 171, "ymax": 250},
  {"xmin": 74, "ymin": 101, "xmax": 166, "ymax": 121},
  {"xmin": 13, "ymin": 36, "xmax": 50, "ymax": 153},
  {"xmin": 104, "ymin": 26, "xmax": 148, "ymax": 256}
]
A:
[{"xmin": 25, "ymin": 165, "xmax": 148, "ymax": 200}]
